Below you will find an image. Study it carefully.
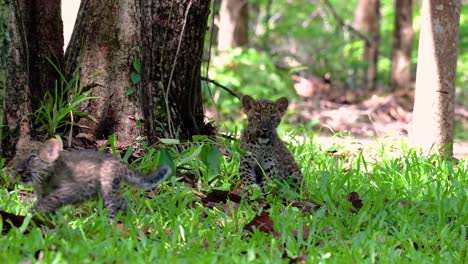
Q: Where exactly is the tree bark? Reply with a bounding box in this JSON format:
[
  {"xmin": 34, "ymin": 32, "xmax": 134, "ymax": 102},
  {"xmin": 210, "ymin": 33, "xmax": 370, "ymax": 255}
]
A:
[
  {"xmin": 354, "ymin": 0, "xmax": 380, "ymax": 91},
  {"xmin": 65, "ymin": 0, "xmax": 144, "ymax": 146},
  {"xmin": 66, "ymin": 0, "xmax": 210, "ymax": 144},
  {"xmin": 390, "ymin": 0, "xmax": 413, "ymax": 92},
  {"xmin": 140, "ymin": 0, "xmax": 210, "ymax": 142},
  {"xmin": 217, "ymin": 0, "xmax": 248, "ymax": 51},
  {"xmin": 28, "ymin": 0, "xmax": 64, "ymax": 110},
  {"xmin": 3, "ymin": 0, "xmax": 211, "ymax": 156},
  {"xmin": 410, "ymin": 0, "xmax": 460, "ymax": 158},
  {"xmin": 2, "ymin": 0, "xmax": 63, "ymax": 158},
  {"xmin": 0, "ymin": 0, "xmax": 10, "ymax": 154}
]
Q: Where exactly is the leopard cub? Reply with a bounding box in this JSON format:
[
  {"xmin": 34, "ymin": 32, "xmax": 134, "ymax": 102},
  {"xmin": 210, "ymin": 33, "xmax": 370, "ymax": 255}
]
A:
[
  {"xmin": 239, "ymin": 95, "xmax": 303, "ymax": 191},
  {"xmin": 11, "ymin": 138, "xmax": 172, "ymax": 220}
]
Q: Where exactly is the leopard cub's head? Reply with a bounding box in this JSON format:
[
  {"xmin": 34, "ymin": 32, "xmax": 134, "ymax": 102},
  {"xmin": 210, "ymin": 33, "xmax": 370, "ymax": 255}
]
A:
[
  {"xmin": 242, "ymin": 95, "xmax": 289, "ymax": 139},
  {"xmin": 11, "ymin": 138, "xmax": 63, "ymax": 184}
]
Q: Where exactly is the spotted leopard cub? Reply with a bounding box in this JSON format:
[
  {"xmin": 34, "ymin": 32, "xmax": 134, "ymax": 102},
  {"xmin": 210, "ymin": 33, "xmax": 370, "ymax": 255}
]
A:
[
  {"xmin": 12, "ymin": 138, "xmax": 172, "ymax": 220},
  {"xmin": 240, "ymin": 95, "xmax": 303, "ymax": 191}
]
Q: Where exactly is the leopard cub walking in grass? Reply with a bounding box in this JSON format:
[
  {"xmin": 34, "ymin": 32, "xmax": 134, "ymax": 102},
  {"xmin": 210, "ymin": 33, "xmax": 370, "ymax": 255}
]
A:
[
  {"xmin": 12, "ymin": 138, "xmax": 171, "ymax": 220},
  {"xmin": 239, "ymin": 95, "xmax": 303, "ymax": 191}
]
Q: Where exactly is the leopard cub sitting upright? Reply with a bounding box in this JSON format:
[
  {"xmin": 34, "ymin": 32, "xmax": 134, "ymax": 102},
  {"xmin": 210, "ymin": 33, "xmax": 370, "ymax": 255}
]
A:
[{"xmin": 239, "ymin": 95, "xmax": 303, "ymax": 191}]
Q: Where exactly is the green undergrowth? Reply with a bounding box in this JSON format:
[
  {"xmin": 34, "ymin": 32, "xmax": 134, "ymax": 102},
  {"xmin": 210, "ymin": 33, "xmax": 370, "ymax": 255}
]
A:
[{"xmin": 0, "ymin": 134, "xmax": 466, "ymax": 263}]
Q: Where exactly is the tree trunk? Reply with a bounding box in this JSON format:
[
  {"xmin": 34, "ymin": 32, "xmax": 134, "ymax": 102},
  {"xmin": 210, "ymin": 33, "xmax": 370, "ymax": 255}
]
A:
[
  {"xmin": 3, "ymin": 0, "xmax": 210, "ymax": 156},
  {"xmin": 410, "ymin": 0, "xmax": 460, "ymax": 158},
  {"xmin": 28, "ymin": 0, "xmax": 64, "ymax": 110},
  {"xmin": 65, "ymin": 0, "xmax": 144, "ymax": 146},
  {"xmin": 390, "ymin": 0, "xmax": 413, "ymax": 92},
  {"xmin": 140, "ymin": 0, "xmax": 211, "ymax": 142},
  {"xmin": 2, "ymin": 0, "xmax": 63, "ymax": 158},
  {"xmin": 0, "ymin": 0, "xmax": 10, "ymax": 154},
  {"xmin": 66, "ymin": 0, "xmax": 210, "ymax": 144},
  {"xmin": 217, "ymin": 0, "xmax": 248, "ymax": 51},
  {"xmin": 355, "ymin": 0, "xmax": 380, "ymax": 91}
]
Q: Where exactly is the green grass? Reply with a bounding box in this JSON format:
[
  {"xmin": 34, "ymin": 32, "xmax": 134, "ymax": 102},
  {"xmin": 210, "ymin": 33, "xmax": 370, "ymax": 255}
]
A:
[{"xmin": 0, "ymin": 134, "xmax": 466, "ymax": 263}]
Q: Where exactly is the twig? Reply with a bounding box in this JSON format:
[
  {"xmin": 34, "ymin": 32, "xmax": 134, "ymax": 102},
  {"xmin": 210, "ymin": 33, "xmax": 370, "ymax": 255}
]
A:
[
  {"xmin": 166, "ymin": 0, "xmax": 193, "ymax": 138},
  {"xmin": 219, "ymin": 133, "xmax": 237, "ymax": 141},
  {"xmin": 68, "ymin": 110, "xmax": 73, "ymax": 148},
  {"xmin": 204, "ymin": 0, "xmax": 220, "ymax": 122},
  {"xmin": 201, "ymin": 77, "xmax": 241, "ymax": 100},
  {"xmin": 204, "ymin": 0, "xmax": 216, "ymax": 85},
  {"xmin": 321, "ymin": 0, "xmax": 372, "ymax": 46}
]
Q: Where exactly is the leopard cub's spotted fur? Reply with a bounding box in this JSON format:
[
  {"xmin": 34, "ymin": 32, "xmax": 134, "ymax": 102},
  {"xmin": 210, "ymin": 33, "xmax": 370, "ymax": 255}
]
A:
[
  {"xmin": 12, "ymin": 138, "xmax": 171, "ymax": 220},
  {"xmin": 239, "ymin": 95, "xmax": 303, "ymax": 191}
]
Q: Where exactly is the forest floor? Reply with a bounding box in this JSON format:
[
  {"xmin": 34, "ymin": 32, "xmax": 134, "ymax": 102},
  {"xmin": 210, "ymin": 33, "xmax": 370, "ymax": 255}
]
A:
[{"xmin": 289, "ymin": 92, "xmax": 468, "ymax": 160}]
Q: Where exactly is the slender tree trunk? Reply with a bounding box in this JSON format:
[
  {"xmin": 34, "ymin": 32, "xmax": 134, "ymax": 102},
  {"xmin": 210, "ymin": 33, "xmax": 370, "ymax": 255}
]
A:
[
  {"xmin": 390, "ymin": 0, "xmax": 413, "ymax": 92},
  {"xmin": 140, "ymin": 0, "xmax": 211, "ymax": 142},
  {"xmin": 217, "ymin": 0, "xmax": 248, "ymax": 51},
  {"xmin": 65, "ymin": 0, "xmax": 144, "ymax": 146},
  {"xmin": 410, "ymin": 0, "xmax": 460, "ymax": 158},
  {"xmin": 2, "ymin": 0, "xmax": 63, "ymax": 158},
  {"xmin": 355, "ymin": 0, "xmax": 380, "ymax": 91}
]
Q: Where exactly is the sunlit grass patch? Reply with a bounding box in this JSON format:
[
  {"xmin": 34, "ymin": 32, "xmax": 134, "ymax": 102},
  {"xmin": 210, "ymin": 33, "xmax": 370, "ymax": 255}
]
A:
[{"xmin": 1, "ymin": 134, "xmax": 466, "ymax": 263}]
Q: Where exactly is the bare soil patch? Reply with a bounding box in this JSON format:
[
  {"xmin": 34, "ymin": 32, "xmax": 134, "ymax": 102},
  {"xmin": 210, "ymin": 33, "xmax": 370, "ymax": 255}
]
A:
[{"xmin": 289, "ymin": 92, "xmax": 468, "ymax": 160}]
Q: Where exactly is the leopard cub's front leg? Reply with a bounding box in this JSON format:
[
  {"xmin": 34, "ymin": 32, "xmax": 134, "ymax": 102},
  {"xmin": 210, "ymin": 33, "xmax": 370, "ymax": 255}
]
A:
[{"xmin": 240, "ymin": 153, "xmax": 257, "ymax": 186}]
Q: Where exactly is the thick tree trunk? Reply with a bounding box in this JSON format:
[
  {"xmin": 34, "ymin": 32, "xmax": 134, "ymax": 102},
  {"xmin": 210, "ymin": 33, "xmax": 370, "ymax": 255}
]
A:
[
  {"xmin": 2, "ymin": 0, "xmax": 63, "ymax": 158},
  {"xmin": 28, "ymin": 0, "xmax": 64, "ymax": 110},
  {"xmin": 3, "ymin": 0, "xmax": 210, "ymax": 156},
  {"xmin": 0, "ymin": 0, "xmax": 10, "ymax": 154},
  {"xmin": 66, "ymin": 0, "xmax": 210, "ymax": 144},
  {"xmin": 65, "ymin": 0, "xmax": 144, "ymax": 146},
  {"xmin": 390, "ymin": 0, "xmax": 413, "ymax": 92},
  {"xmin": 217, "ymin": 0, "xmax": 248, "ymax": 51},
  {"xmin": 355, "ymin": 0, "xmax": 380, "ymax": 91},
  {"xmin": 410, "ymin": 0, "xmax": 460, "ymax": 158},
  {"xmin": 140, "ymin": 0, "xmax": 210, "ymax": 142}
]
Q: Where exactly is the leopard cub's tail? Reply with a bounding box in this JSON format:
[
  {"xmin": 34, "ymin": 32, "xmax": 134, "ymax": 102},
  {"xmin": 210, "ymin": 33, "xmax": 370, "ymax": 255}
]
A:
[{"xmin": 125, "ymin": 165, "xmax": 172, "ymax": 190}]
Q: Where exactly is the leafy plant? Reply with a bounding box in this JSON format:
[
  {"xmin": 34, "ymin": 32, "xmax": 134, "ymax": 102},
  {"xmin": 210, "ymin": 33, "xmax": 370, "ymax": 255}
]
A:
[
  {"xmin": 34, "ymin": 61, "xmax": 97, "ymax": 137},
  {"xmin": 200, "ymin": 143, "xmax": 222, "ymax": 181},
  {"xmin": 126, "ymin": 47, "xmax": 141, "ymax": 97},
  {"xmin": 98, "ymin": 134, "xmax": 118, "ymax": 155},
  {"xmin": 0, "ymin": 158, "xmax": 10, "ymax": 187}
]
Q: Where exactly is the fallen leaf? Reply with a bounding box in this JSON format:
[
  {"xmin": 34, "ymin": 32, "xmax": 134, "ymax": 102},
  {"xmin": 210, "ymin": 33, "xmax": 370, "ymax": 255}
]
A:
[
  {"xmin": 283, "ymin": 252, "xmax": 308, "ymax": 263},
  {"xmin": 1, "ymin": 210, "xmax": 55, "ymax": 234},
  {"xmin": 291, "ymin": 225, "xmax": 310, "ymax": 241},
  {"xmin": 223, "ymin": 201, "xmax": 240, "ymax": 215},
  {"xmin": 202, "ymin": 189, "xmax": 242, "ymax": 204},
  {"xmin": 289, "ymin": 200, "xmax": 322, "ymax": 213},
  {"xmin": 347, "ymin": 192, "xmax": 363, "ymax": 212},
  {"xmin": 244, "ymin": 211, "xmax": 276, "ymax": 234},
  {"xmin": 202, "ymin": 239, "xmax": 210, "ymax": 249},
  {"xmin": 177, "ymin": 169, "xmax": 198, "ymax": 188}
]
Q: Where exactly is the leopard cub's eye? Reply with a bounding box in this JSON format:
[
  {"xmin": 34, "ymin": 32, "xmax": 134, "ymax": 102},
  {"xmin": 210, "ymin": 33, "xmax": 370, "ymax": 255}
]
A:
[{"xmin": 26, "ymin": 154, "xmax": 37, "ymax": 165}]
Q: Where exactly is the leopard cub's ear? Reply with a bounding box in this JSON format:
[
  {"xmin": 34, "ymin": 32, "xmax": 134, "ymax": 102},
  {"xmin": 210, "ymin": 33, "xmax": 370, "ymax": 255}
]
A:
[
  {"xmin": 275, "ymin": 97, "xmax": 289, "ymax": 116},
  {"xmin": 39, "ymin": 138, "xmax": 63, "ymax": 162},
  {"xmin": 242, "ymin": 95, "xmax": 256, "ymax": 113}
]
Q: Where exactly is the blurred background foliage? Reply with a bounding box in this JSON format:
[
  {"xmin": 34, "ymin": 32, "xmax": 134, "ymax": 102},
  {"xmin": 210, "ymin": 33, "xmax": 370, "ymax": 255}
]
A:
[{"xmin": 201, "ymin": 0, "xmax": 466, "ymax": 139}]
